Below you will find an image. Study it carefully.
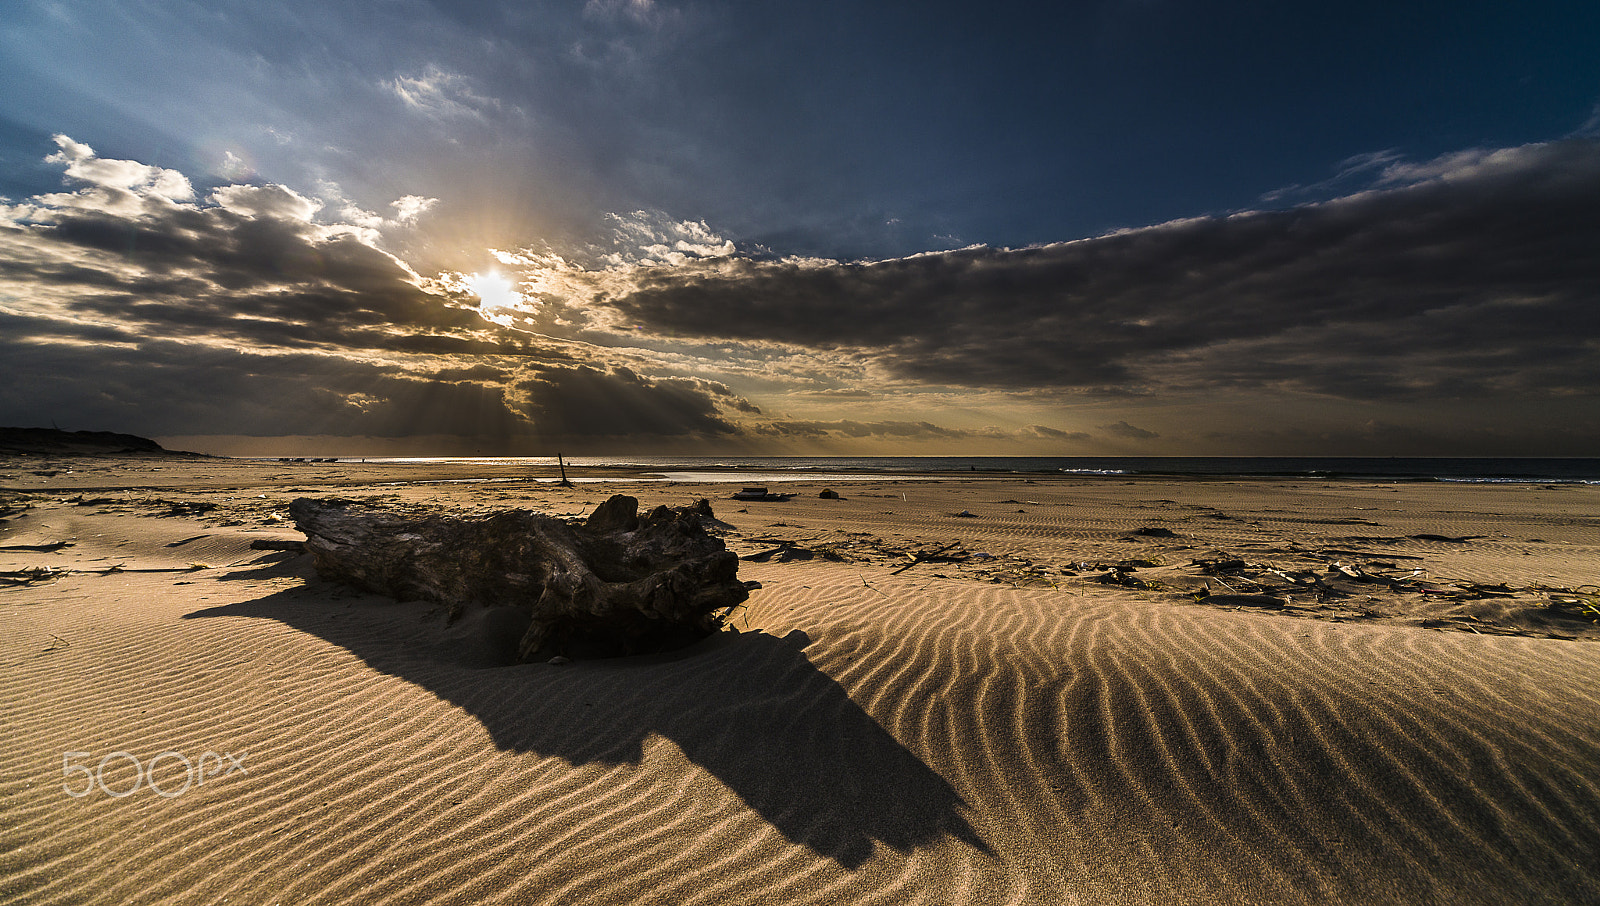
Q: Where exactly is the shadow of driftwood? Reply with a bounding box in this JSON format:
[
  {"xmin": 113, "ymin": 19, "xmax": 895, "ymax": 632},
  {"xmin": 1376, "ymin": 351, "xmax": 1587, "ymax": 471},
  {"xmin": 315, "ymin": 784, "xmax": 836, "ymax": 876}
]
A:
[{"xmin": 185, "ymin": 577, "xmax": 987, "ymax": 868}]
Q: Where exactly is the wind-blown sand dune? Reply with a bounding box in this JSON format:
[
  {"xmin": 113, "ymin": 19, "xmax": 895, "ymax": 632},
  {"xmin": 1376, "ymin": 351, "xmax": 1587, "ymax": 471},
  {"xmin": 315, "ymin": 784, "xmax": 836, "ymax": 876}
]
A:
[{"xmin": 3, "ymin": 459, "xmax": 1599, "ymax": 904}]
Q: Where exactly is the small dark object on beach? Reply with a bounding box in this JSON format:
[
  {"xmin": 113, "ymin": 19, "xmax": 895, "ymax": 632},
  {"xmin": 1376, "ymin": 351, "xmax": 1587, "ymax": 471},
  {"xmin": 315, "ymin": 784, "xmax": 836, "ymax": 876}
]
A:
[
  {"xmin": 732, "ymin": 487, "xmax": 792, "ymax": 502},
  {"xmin": 743, "ymin": 542, "xmax": 843, "ymax": 563},
  {"xmin": 154, "ymin": 500, "xmax": 218, "ymax": 518},
  {"xmin": 1117, "ymin": 559, "xmax": 1161, "ymax": 570},
  {"xmin": 1201, "ymin": 593, "xmax": 1288, "ymax": 609},
  {"xmin": 1194, "ymin": 557, "xmax": 1249, "ymax": 574},
  {"xmin": 818, "ymin": 489, "xmax": 841, "ymax": 499},
  {"xmin": 1097, "ymin": 568, "xmax": 1157, "ymax": 589},
  {"xmin": 0, "ymin": 541, "xmax": 73, "ymax": 552},
  {"xmin": 1132, "ymin": 526, "xmax": 1179, "ymax": 538}
]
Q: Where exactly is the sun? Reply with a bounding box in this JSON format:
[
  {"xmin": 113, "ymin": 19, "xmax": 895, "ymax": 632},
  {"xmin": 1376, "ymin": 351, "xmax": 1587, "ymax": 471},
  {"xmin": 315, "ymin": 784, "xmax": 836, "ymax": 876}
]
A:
[{"xmin": 464, "ymin": 271, "xmax": 524, "ymax": 315}]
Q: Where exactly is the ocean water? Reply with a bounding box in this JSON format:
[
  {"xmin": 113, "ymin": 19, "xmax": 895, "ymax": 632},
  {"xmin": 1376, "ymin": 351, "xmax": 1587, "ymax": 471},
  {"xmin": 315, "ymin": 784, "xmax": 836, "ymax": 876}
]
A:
[{"xmin": 344, "ymin": 455, "xmax": 1600, "ymax": 483}]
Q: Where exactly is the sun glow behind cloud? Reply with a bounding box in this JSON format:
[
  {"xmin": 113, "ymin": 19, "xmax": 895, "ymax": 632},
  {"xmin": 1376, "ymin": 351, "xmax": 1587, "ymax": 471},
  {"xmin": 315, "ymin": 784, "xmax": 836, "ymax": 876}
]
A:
[{"xmin": 464, "ymin": 271, "xmax": 526, "ymax": 325}]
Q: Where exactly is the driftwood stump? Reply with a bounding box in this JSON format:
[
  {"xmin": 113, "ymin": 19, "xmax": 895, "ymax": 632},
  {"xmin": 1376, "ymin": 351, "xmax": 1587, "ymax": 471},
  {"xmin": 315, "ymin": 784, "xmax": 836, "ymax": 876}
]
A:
[{"xmin": 288, "ymin": 494, "xmax": 748, "ymax": 660}]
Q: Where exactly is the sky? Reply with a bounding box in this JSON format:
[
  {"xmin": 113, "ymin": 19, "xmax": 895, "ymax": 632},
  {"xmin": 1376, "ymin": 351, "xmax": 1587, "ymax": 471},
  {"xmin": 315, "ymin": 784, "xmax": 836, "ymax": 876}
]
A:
[{"xmin": 2, "ymin": 0, "xmax": 1598, "ymax": 457}]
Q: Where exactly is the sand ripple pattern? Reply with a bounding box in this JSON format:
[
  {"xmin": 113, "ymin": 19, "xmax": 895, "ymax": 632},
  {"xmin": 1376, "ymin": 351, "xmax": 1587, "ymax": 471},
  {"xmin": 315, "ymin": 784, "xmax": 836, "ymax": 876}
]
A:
[
  {"xmin": 745, "ymin": 568, "xmax": 1600, "ymax": 904},
  {"xmin": 4, "ymin": 552, "xmax": 1600, "ymax": 903}
]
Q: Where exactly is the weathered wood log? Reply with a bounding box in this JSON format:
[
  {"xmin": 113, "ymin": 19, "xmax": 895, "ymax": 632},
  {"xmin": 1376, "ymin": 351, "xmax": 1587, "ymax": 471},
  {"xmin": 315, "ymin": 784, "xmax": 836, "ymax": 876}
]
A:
[{"xmin": 288, "ymin": 494, "xmax": 748, "ymax": 660}]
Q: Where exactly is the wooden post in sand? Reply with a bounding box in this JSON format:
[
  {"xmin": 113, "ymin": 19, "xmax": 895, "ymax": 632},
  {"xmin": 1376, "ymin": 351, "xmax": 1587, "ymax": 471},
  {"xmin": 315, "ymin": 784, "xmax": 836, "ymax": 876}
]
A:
[{"xmin": 557, "ymin": 453, "xmax": 574, "ymax": 487}]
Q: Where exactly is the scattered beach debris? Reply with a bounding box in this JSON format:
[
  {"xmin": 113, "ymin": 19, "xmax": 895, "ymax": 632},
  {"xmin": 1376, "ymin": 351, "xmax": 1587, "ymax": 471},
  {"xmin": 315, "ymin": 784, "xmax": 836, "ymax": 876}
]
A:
[
  {"xmin": 1543, "ymin": 585, "xmax": 1600, "ymax": 622},
  {"xmin": 0, "ymin": 493, "xmax": 31, "ymax": 520},
  {"xmin": 96, "ymin": 564, "xmax": 210, "ymax": 574},
  {"xmin": 0, "ymin": 566, "xmax": 65, "ymax": 587},
  {"xmin": 1092, "ymin": 558, "xmax": 1178, "ymax": 590},
  {"xmin": 891, "ymin": 542, "xmax": 966, "ymax": 574},
  {"xmin": 145, "ymin": 499, "xmax": 218, "ymax": 518},
  {"xmin": 818, "ymin": 488, "xmax": 841, "ymax": 499},
  {"xmin": 290, "ymin": 494, "xmax": 748, "ymax": 660},
  {"xmin": 952, "ymin": 510, "xmax": 979, "ymax": 518},
  {"xmin": 1118, "ymin": 558, "xmax": 1162, "ymax": 569},
  {"xmin": 1, "ymin": 561, "xmax": 212, "ymax": 588}
]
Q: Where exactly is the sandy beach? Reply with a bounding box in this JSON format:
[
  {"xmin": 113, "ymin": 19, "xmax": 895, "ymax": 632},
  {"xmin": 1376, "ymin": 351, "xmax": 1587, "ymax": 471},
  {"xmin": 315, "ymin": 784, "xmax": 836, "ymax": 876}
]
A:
[{"xmin": 3, "ymin": 454, "xmax": 1599, "ymax": 905}]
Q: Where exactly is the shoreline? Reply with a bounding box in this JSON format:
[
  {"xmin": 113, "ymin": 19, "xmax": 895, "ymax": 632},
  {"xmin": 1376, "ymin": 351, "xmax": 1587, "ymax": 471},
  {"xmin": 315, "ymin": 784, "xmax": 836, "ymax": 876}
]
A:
[{"xmin": 5, "ymin": 451, "xmax": 1598, "ymax": 492}]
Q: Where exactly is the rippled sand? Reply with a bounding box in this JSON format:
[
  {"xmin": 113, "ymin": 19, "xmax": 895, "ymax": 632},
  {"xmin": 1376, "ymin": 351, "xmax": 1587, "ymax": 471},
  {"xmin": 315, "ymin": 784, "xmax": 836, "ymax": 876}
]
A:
[{"xmin": 4, "ymin": 456, "xmax": 1598, "ymax": 904}]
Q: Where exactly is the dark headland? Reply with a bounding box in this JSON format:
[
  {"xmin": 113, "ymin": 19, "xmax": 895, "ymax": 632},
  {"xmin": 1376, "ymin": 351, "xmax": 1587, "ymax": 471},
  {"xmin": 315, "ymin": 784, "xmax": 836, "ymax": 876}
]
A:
[{"xmin": 0, "ymin": 426, "xmax": 177, "ymax": 456}]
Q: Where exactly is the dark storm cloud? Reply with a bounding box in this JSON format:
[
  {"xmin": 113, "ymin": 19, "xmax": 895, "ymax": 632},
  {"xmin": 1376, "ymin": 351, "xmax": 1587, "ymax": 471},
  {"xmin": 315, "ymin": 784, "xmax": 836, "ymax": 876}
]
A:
[
  {"xmin": 7, "ymin": 185, "xmax": 492, "ymax": 351},
  {"xmin": 0, "ymin": 137, "xmax": 687, "ymax": 440},
  {"xmin": 605, "ymin": 140, "xmax": 1600, "ymax": 401},
  {"xmin": 370, "ymin": 332, "xmax": 570, "ymax": 358},
  {"xmin": 0, "ymin": 330, "xmax": 525, "ymax": 439},
  {"xmin": 1028, "ymin": 425, "xmax": 1092, "ymax": 442},
  {"xmin": 2, "ymin": 312, "xmax": 745, "ymax": 442},
  {"xmin": 799, "ymin": 388, "xmax": 876, "ymax": 400},
  {"xmin": 509, "ymin": 365, "xmax": 741, "ymax": 438},
  {"xmin": 1100, "ymin": 421, "xmax": 1159, "ymax": 440},
  {"xmin": 753, "ymin": 420, "xmax": 973, "ymax": 440},
  {"xmin": 433, "ymin": 364, "xmax": 514, "ymax": 382},
  {"xmin": 8, "ymin": 132, "xmax": 1597, "ymax": 452}
]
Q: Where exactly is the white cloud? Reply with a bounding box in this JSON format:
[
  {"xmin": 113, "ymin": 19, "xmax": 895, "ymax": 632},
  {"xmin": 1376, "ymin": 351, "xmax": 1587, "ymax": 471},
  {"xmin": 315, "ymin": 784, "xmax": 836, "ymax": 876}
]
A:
[
  {"xmin": 1334, "ymin": 149, "xmax": 1404, "ymax": 180},
  {"xmin": 450, "ymin": 211, "xmax": 742, "ymax": 337},
  {"xmin": 303, "ymin": 182, "xmax": 439, "ymax": 241},
  {"xmin": 0, "ymin": 201, "xmax": 42, "ymax": 228},
  {"xmin": 212, "ymin": 184, "xmax": 321, "ymax": 221},
  {"xmin": 603, "ymin": 210, "xmax": 736, "ymax": 264},
  {"xmin": 46, "ymin": 134, "xmax": 194, "ymax": 201},
  {"xmin": 1369, "ymin": 146, "xmax": 1538, "ymax": 186},
  {"xmin": 389, "ymin": 66, "xmax": 498, "ymax": 119},
  {"xmin": 219, "ymin": 150, "xmax": 255, "ymax": 181},
  {"xmin": 1570, "ymin": 100, "xmax": 1600, "ymax": 138},
  {"xmin": 312, "ymin": 179, "xmax": 384, "ymax": 231},
  {"xmin": 584, "ymin": 0, "xmax": 667, "ymax": 27},
  {"xmin": 391, "ymin": 195, "xmax": 438, "ymax": 224}
]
